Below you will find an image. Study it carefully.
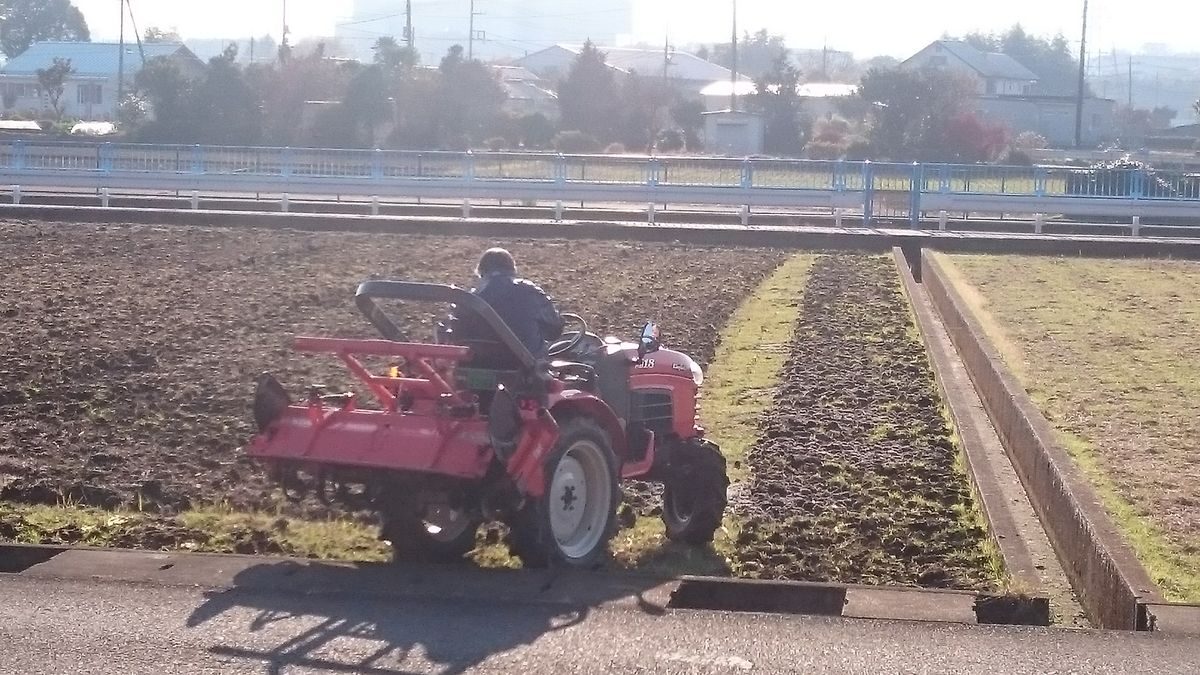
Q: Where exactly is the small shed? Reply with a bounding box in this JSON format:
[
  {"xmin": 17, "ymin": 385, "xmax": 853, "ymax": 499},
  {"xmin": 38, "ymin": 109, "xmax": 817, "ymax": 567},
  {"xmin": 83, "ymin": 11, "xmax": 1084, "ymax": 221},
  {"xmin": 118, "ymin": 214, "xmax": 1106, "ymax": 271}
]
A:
[{"xmin": 702, "ymin": 109, "xmax": 764, "ymax": 156}]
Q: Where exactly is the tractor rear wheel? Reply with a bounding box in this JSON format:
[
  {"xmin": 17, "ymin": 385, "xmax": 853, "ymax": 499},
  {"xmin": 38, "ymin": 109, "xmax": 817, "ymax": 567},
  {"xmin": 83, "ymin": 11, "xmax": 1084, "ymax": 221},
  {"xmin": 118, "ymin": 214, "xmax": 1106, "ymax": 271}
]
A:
[
  {"xmin": 381, "ymin": 505, "xmax": 479, "ymax": 564},
  {"xmin": 507, "ymin": 418, "xmax": 619, "ymax": 569},
  {"xmin": 661, "ymin": 439, "xmax": 728, "ymax": 544}
]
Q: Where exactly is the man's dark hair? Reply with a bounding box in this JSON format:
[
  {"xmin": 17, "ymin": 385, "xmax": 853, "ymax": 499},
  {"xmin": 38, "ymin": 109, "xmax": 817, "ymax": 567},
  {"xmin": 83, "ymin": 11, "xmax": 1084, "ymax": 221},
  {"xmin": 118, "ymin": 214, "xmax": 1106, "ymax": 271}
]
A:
[{"xmin": 476, "ymin": 247, "xmax": 517, "ymax": 277}]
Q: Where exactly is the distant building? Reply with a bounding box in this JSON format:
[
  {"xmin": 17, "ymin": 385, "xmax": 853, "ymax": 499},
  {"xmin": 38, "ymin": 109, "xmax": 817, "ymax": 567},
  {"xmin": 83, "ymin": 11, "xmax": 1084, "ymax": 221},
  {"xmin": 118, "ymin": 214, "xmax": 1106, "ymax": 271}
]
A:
[
  {"xmin": 516, "ymin": 44, "xmax": 744, "ymax": 98},
  {"xmin": 337, "ymin": 0, "xmax": 633, "ymax": 63},
  {"xmin": 903, "ymin": 40, "xmax": 1039, "ymax": 95},
  {"xmin": 699, "ymin": 80, "xmax": 857, "ymax": 121},
  {"xmin": 902, "ymin": 40, "xmax": 1116, "ymax": 147},
  {"xmin": 0, "ymin": 41, "xmax": 203, "ymax": 121},
  {"xmin": 492, "ymin": 65, "xmax": 558, "ymax": 120}
]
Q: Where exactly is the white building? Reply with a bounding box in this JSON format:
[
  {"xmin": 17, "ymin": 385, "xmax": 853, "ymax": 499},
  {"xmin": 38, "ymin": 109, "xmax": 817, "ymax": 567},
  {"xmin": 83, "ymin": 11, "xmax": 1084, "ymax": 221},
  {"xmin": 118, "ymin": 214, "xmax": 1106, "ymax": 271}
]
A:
[{"xmin": 0, "ymin": 41, "xmax": 202, "ymax": 121}]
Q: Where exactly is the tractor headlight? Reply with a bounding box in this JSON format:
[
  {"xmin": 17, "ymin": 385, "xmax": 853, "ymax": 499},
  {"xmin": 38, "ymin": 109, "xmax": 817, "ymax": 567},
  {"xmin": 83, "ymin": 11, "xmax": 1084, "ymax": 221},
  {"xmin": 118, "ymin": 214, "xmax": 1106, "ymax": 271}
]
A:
[{"xmin": 684, "ymin": 354, "xmax": 704, "ymax": 387}]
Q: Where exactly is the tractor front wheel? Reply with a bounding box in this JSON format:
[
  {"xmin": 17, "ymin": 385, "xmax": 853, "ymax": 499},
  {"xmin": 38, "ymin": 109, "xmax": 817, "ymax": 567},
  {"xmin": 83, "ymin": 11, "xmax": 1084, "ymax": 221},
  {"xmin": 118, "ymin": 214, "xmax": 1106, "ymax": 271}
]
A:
[
  {"xmin": 507, "ymin": 419, "xmax": 619, "ymax": 569},
  {"xmin": 661, "ymin": 439, "xmax": 728, "ymax": 544}
]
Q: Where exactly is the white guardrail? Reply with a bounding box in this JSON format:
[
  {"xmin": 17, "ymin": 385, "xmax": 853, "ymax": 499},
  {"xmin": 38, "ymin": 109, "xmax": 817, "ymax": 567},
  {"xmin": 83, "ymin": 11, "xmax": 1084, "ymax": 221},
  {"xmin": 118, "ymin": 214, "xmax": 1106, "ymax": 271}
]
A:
[{"xmin": 2, "ymin": 141, "xmax": 1199, "ymax": 227}]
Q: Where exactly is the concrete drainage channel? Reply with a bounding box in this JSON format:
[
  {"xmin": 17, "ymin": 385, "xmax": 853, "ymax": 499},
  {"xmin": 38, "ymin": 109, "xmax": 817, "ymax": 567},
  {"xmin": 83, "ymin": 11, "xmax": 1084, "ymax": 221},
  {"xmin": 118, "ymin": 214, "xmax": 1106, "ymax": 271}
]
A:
[{"xmin": 895, "ymin": 246, "xmax": 1200, "ymax": 635}]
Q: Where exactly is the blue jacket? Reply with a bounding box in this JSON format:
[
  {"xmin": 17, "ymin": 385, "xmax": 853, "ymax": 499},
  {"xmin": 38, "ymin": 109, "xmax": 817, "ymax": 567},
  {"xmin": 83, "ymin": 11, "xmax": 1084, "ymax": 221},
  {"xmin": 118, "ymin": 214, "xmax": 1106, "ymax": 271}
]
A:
[{"xmin": 453, "ymin": 273, "xmax": 564, "ymax": 358}]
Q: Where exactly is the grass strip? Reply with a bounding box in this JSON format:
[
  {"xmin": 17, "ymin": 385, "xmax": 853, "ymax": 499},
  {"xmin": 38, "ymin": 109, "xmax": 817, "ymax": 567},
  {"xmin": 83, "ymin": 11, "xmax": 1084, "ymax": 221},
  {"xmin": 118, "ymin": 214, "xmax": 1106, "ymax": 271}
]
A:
[{"xmin": 610, "ymin": 253, "xmax": 815, "ymax": 570}]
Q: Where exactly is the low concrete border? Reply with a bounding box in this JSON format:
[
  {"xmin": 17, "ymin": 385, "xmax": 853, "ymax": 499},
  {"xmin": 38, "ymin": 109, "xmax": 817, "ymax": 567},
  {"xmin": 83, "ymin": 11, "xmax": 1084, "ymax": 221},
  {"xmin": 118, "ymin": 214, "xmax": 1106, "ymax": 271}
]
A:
[
  {"xmin": 0, "ymin": 544, "xmax": 1048, "ymax": 626},
  {"xmin": 11, "ymin": 204, "xmax": 1200, "ymax": 259},
  {"xmin": 920, "ymin": 250, "xmax": 1164, "ymax": 630}
]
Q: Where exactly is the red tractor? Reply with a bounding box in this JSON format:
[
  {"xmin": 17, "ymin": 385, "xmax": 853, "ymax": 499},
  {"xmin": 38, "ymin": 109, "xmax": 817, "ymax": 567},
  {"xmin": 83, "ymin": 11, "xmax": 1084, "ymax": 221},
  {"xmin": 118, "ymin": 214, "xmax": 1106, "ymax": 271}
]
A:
[{"xmin": 249, "ymin": 281, "xmax": 728, "ymax": 568}]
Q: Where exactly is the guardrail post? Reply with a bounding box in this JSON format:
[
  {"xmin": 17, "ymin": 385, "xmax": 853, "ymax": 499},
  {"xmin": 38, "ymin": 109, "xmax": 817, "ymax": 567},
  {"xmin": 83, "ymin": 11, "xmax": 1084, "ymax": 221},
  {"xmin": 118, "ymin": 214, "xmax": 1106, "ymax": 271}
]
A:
[
  {"xmin": 99, "ymin": 142, "xmax": 114, "ymax": 172},
  {"xmin": 861, "ymin": 161, "xmax": 874, "ymax": 227},
  {"xmin": 648, "ymin": 201, "xmax": 656, "ymax": 224},
  {"xmin": 100, "ymin": 187, "xmax": 110, "ymax": 207},
  {"xmin": 1034, "ymin": 213, "xmax": 1045, "ymax": 234},
  {"xmin": 371, "ymin": 196, "xmax": 380, "ymax": 216},
  {"xmin": 281, "ymin": 193, "xmax": 290, "ymax": 212},
  {"xmin": 1131, "ymin": 168, "xmax": 1145, "ymax": 199},
  {"xmin": 834, "ymin": 208, "xmax": 844, "ymax": 227},
  {"xmin": 939, "ymin": 210, "xmax": 948, "ymax": 231},
  {"xmin": 191, "ymin": 190, "xmax": 199, "ymax": 210},
  {"xmin": 909, "ymin": 162, "xmax": 923, "ymax": 229},
  {"xmin": 1034, "ymin": 166, "xmax": 1048, "ymax": 197},
  {"xmin": 939, "ymin": 164, "xmax": 951, "ymax": 193},
  {"xmin": 371, "ymin": 148, "xmax": 383, "ymax": 179},
  {"xmin": 834, "ymin": 160, "xmax": 846, "ymax": 191},
  {"xmin": 1132, "ymin": 215, "xmax": 1141, "ymax": 237},
  {"xmin": 741, "ymin": 158, "xmax": 753, "ymax": 189},
  {"xmin": 463, "ymin": 199, "xmax": 471, "ymax": 218},
  {"xmin": 11, "ymin": 185, "xmax": 21, "ymax": 204},
  {"xmin": 555, "ymin": 153, "xmax": 567, "ymax": 185},
  {"xmin": 12, "ymin": 140, "xmax": 26, "ymax": 170},
  {"xmin": 647, "ymin": 158, "xmax": 660, "ymax": 187},
  {"xmin": 464, "ymin": 150, "xmax": 476, "ymax": 181},
  {"xmin": 281, "ymin": 147, "xmax": 293, "ymax": 178},
  {"xmin": 191, "ymin": 144, "xmax": 203, "ymax": 174}
]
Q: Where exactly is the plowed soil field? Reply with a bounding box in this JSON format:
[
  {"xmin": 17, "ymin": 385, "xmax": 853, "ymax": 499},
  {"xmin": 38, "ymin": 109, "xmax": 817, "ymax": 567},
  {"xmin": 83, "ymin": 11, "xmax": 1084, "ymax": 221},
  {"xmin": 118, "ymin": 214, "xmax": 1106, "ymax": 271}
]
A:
[
  {"xmin": 0, "ymin": 221, "xmax": 787, "ymax": 513},
  {"xmin": 730, "ymin": 254, "xmax": 994, "ymax": 590}
]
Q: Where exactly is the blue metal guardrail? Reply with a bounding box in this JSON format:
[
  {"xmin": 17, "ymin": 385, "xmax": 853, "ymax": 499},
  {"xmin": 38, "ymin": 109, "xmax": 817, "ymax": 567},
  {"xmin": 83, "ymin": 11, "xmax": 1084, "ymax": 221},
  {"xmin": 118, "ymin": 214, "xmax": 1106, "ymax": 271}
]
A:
[{"xmin": 2, "ymin": 140, "xmax": 1199, "ymax": 225}]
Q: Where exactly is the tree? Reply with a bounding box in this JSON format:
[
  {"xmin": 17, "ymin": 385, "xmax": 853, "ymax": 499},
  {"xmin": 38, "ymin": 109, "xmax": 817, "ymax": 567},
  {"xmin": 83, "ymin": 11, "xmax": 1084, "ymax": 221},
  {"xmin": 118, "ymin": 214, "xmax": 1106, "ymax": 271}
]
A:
[
  {"xmin": 132, "ymin": 55, "xmax": 198, "ymax": 141},
  {"xmin": 0, "ymin": 0, "xmax": 89, "ymax": 59},
  {"xmin": 373, "ymin": 36, "xmax": 419, "ymax": 73},
  {"xmin": 191, "ymin": 44, "xmax": 261, "ymax": 144},
  {"xmin": 339, "ymin": 64, "xmax": 391, "ymax": 147},
  {"xmin": 434, "ymin": 45, "xmax": 506, "ymax": 148},
  {"xmin": 751, "ymin": 54, "xmax": 806, "ymax": 156},
  {"xmin": 557, "ymin": 40, "xmax": 620, "ymax": 141},
  {"xmin": 964, "ymin": 26, "xmax": 1085, "ymax": 97},
  {"xmin": 143, "ymin": 27, "xmax": 182, "ymax": 43},
  {"xmin": 857, "ymin": 66, "xmax": 977, "ymax": 161},
  {"xmin": 35, "ymin": 56, "xmax": 72, "ymax": 119},
  {"xmin": 712, "ymin": 30, "xmax": 788, "ymax": 80}
]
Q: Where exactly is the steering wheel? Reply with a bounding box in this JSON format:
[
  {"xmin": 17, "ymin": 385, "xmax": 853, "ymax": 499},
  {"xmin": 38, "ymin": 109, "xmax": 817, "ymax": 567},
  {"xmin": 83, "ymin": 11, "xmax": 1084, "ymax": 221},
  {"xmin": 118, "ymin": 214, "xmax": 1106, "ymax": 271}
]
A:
[{"xmin": 548, "ymin": 313, "xmax": 589, "ymax": 358}]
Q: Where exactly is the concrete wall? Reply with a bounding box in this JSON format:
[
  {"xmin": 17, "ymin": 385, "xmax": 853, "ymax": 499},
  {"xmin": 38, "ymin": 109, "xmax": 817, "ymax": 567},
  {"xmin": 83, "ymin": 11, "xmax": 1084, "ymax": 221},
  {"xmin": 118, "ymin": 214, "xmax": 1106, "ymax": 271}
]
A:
[
  {"xmin": 976, "ymin": 96, "xmax": 1116, "ymax": 147},
  {"xmin": 921, "ymin": 250, "xmax": 1164, "ymax": 630}
]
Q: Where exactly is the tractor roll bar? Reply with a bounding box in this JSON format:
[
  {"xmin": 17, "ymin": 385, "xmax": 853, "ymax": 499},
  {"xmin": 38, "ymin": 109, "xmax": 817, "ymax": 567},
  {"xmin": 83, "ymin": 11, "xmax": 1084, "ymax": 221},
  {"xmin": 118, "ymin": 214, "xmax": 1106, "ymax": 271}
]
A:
[{"xmin": 354, "ymin": 281, "xmax": 538, "ymax": 371}]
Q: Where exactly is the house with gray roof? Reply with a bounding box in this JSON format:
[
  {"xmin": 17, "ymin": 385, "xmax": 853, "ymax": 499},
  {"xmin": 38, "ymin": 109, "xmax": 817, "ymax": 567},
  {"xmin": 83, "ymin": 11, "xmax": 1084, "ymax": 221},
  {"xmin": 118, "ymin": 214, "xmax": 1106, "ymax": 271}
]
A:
[
  {"xmin": 902, "ymin": 40, "xmax": 1115, "ymax": 147},
  {"xmin": 0, "ymin": 41, "xmax": 203, "ymax": 121},
  {"xmin": 903, "ymin": 40, "xmax": 1039, "ymax": 96}
]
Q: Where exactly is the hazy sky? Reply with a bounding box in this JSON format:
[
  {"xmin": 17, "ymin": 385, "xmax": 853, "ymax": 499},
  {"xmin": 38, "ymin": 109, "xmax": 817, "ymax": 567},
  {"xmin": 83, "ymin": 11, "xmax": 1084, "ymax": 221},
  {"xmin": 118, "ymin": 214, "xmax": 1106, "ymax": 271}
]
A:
[{"xmin": 73, "ymin": 0, "xmax": 1196, "ymax": 57}]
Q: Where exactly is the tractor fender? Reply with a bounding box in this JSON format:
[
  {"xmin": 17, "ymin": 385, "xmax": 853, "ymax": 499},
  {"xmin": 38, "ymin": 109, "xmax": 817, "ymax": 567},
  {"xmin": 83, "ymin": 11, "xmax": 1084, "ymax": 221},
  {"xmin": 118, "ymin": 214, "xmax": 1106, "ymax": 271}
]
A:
[{"xmin": 550, "ymin": 392, "xmax": 628, "ymax": 462}]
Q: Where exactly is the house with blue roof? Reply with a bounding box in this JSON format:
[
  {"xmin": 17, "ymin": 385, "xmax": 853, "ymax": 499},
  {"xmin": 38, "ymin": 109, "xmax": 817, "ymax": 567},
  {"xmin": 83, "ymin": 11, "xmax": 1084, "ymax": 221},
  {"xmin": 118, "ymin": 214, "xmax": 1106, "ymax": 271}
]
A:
[{"xmin": 0, "ymin": 41, "xmax": 203, "ymax": 121}]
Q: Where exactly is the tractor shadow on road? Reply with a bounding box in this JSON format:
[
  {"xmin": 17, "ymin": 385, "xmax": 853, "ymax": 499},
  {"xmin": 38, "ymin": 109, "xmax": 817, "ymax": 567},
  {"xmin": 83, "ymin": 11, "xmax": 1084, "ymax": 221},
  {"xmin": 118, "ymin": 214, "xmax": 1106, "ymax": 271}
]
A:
[{"xmin": 185, "ymin": 559, "xmax": 673, "ymax": 674}]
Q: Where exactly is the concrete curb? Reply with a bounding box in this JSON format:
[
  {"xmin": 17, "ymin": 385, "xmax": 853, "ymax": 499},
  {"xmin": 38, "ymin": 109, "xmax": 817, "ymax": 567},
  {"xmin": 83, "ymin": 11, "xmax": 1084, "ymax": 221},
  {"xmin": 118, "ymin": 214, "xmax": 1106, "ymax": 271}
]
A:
[
  {"xmin": 0, "ymin": 544, "xmax": 1049, "ymax": 627},
  {"xmin": 10, "ymin": 204, "xmax": 1200, "ymax": 259},
  {"xmin": 920, "ymin": 250, "xmax": 1165, "ymax": 630}
]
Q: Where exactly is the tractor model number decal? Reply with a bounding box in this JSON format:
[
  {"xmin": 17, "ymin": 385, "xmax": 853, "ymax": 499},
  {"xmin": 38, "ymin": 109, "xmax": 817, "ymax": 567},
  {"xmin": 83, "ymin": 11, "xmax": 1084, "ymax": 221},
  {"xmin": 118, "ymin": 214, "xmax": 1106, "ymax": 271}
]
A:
[
  {"xmin": 672, "ymin": 363, "xmax": 689, "ymax": 372},
  {"xmin": 636, "ymin": 359, "xmax": 655, "ymax": 369}
]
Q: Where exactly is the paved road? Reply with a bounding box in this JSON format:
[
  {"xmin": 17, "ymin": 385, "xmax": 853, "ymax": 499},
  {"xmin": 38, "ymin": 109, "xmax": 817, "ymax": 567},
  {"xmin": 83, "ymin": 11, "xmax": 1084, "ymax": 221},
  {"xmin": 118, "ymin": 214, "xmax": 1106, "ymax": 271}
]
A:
[{"xmin": 2, "ymin": 574, "xmax": 1198, "ymax": 674}]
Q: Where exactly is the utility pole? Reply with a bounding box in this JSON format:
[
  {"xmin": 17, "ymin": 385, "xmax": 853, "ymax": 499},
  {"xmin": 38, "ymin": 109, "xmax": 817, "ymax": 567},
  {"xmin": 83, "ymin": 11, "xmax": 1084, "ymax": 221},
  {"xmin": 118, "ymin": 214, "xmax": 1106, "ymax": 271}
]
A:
[
  {"xmin": 281, "ymin": 0, "xmax": 289, "ymax": 48},
  {"xmin": 730, "ymin": 0, "xmax": 738, "ymax": 111},
  {"xmin": 116, "ymin": 0, "xmax": 125, "ymax": 112},
  {"xmin": 469, "ymin": 0, "xmax": 484, "ymax": 61},
  {"xmin": 1128, "ymin": 55, "xmax": 1133, "ymax": 108},
  {"xmin": 405, "ymin": 0, "xmax": 413, "ymax": 51},
  {"xmin": 1074, "ymin": 0, "xmax": 1089, "ymax": 148}
]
